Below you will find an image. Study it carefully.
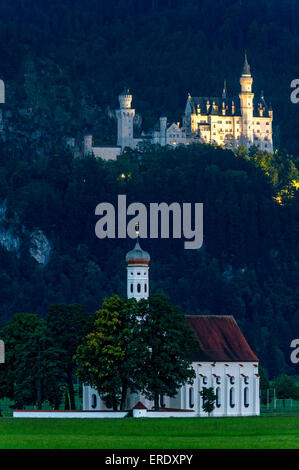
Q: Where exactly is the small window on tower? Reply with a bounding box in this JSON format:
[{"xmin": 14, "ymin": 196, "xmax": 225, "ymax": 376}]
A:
[{"xmin": 137, "ymin": 284, "xmax": 141, "ymax": 293}]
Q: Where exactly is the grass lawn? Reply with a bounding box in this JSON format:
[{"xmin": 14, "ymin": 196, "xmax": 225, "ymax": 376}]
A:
[{"xmin": 0, "ymin": 415, "xmax": 298, "ymax": 449}]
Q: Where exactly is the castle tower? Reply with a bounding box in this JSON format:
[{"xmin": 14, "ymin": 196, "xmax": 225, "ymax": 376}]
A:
[
  {"xmin": 116, "ymin": 89, "xmax": 135, "ymax": 150},
  {"xmin": 0, "ymin": 80, "xmax": 5, "ymax": 132},
  {"xmin": 83, "ymin": 135, "xmax": 93, "ymax": 156},
  {"xmin": 126, "ymin": 236, "xmax": 150, "ymax": 301},
  {"xmin": 239, "ymin": 53, "xmax": 254, "ymax": 147},
  {"xmin": 159, "ymin": 116, "xmax": 167, "ymax": 146}
]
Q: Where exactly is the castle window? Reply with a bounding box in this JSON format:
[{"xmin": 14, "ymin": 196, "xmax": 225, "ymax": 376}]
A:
[
  {"xmin": 189, "ymin": 387, "xmax": 194, "ymax": 408},
  {"xmin": 244, "ymin": 376, "xmax": 249, "ymax": 385},
  {"xmin": 216, "ymin": 387, "xmax": 221, "ymax": 408},
  {"xmin": 91, "ymin": 393, "xmax": 97, "ymax": 409},
  {"xmin": 144, "ymin": 284, "xmax": 147, "ymax": 293},
  {"xmin": 216, "ymin": 376, "xmax": 221, "ymax": 385},
  {"xmin": 202, "ymin": 376, "xmax": 208, "ymax": 385},
  {"xmin": 230, "ymin": 376, "xmax": 235, "ymax": 385},
  {"xmin": 244, "ymin": 387, "xmax": 249, "ymax": 408},
  {"xmin": 130, "ymin": 283, "xmax": 133, "ymax": 293},
  {"xmin": 137, "ymin": 272, "xmax": 141, "ymax": 275},
  {"xmin": 137, "ymin": 283, "xmax": 141, "ymax": 293},
  {"xmin": 230, "ymin": 387, "xmax": 235, "ymax": 408}
]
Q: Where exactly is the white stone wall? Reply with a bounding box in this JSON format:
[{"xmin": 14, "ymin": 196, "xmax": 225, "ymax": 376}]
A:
[
  {"xmin": 83, "ymin": 361, "xmax": 260, "ymax": 417},
  {"xmin": 14, "ymin": 410, "xmax": 127, "ymax": 418},
  {"xmin": 92, "ymin": 146, "xmax": 121, "ymax": 160}
]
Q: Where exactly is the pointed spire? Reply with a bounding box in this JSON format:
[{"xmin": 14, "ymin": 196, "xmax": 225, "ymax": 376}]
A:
[
  {"xmin": 242, "ymin": 51, "xmax": 251, "ymax": 75},
  {"xmin": 222, "ymin": 79, "xmax": 227, "ymax": 99}
]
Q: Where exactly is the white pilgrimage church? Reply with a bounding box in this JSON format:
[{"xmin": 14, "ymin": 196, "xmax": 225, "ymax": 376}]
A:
[
  {"xmin": 79, "ymin": 54, "xmax": 273, "ymax": 160},
  {"xmin": 83, "ymin": 238, "xmax": 260, "ymax": 417}
]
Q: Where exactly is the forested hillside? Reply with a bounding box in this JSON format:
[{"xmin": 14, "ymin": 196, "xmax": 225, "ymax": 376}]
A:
[
  {"xmin": 0, "ymin": 0, "xmax": 298, "ymax": 155},
  {"xmin": 0, "ymin": 0, "xmax": 298, "ymax": 379}
]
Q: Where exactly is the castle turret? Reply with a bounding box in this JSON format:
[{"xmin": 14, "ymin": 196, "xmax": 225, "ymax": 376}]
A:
[
  {"xmin": 239, "ymin": 53, "xmax": 254, "ymax": 147},
  {"xmin": 159, "ymin": 116, "xmax": 167, "ymax": 146},
  {"xmin": 116, "ymin": 89, "xmax": 135, "ymax": 150},
  {"xmin": 0, "ymin": 80, "xmax": 5, "ymax": 104},
  {"xmin": 0, "ymin": 80, "xmax": 5, "ymax": 132},
  {"xmin": 83, "ymin": 135, "xmax": 93, "ymax": 156},
  {"xmin": 126, "ymin": 237, "xmax": 150, "ymax": 301}
]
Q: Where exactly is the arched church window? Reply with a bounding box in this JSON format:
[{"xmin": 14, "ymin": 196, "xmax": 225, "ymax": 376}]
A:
[
  {"xmin": 189, "ymin": 387, "xmax": 194, "ymax": 408},
  {"xmin": 216, "ymin": 387, "xmax": 221, "ymax": 408},
  {"xmin": 230, "ymin": 387, "xmax": 235, "ymax": 408},
  {"xmin": 91, "ymin": 393, "xmax": 97, "ymax": 409},
  {"xmin": 244, "ymin": 387, "xmax": 249, "ymax": 408},
  {"xmin": 137, "ymin": 283, "xmax": 141, "ymax": 293}
]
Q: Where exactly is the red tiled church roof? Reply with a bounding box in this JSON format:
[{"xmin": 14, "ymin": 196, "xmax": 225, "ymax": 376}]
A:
[
  {"xmin": 186, "ymin": 315, "xmax": 258, "ymax": 362},
  {"xmin": 133, "ymin": 401, "xmax": 148, "ymax": 410}
]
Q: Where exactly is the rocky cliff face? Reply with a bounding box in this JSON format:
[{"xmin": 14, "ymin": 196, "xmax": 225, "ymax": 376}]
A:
[
  {"xmin": 0, "ymin": 200, "xmax": 51, "ymax": 265},
  {"xmin": 29, "ymin": 229, "xmax": 51, "ymax": 265}
]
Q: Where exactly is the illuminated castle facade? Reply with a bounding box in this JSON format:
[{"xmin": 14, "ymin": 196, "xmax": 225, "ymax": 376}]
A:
[{"xmin": 82, "ymin": 54, "xmax": 273, "ymax": 160}]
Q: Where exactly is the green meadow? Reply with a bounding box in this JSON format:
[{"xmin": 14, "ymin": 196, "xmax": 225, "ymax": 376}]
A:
[{"xmin": 0, "ymin": 415, "xmax": 298, "ymax": 449}]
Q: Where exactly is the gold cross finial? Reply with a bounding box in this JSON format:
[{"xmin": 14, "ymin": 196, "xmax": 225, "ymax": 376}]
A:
[{"xmin": 135, "ymin": 222, "xmax": 139, "ymax": 237}]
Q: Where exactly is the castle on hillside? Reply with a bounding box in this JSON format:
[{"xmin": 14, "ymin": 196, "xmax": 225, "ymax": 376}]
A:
[{"xmin": 80, "ymin": 54, "xmax": 273, "ymax": 160}]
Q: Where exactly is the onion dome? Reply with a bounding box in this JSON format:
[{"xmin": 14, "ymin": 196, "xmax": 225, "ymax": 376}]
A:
[{"xmin": 126, "ymin": 239, "xmax": 150, "ymax": 266}]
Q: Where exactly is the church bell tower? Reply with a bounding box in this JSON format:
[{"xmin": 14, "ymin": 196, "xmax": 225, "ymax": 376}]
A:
[{"xmin": 126, "ymin": 231, "xmax": 150, "ymax": 301}]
